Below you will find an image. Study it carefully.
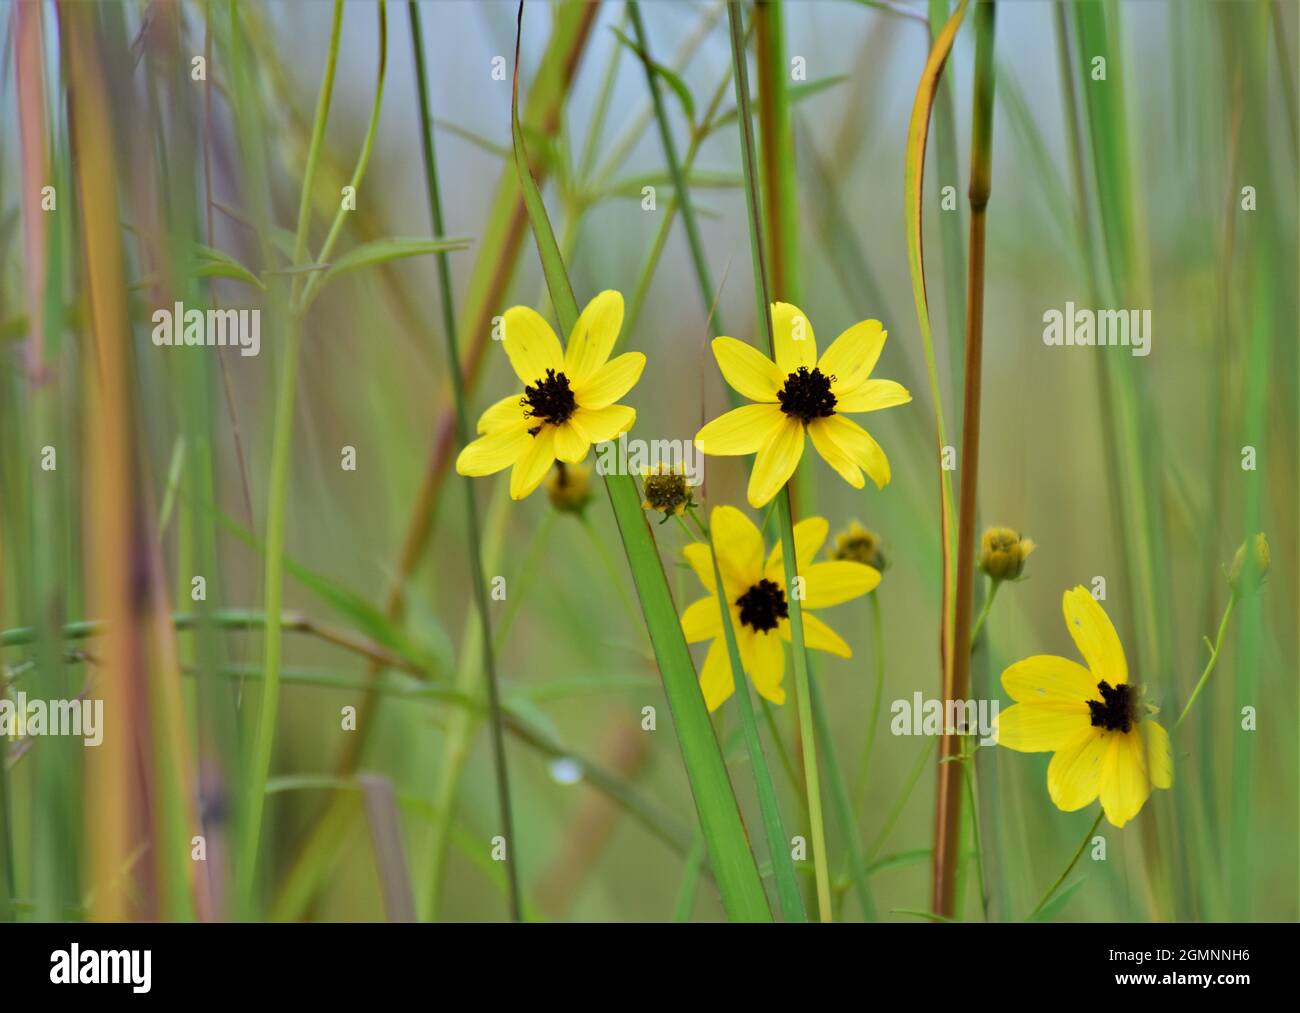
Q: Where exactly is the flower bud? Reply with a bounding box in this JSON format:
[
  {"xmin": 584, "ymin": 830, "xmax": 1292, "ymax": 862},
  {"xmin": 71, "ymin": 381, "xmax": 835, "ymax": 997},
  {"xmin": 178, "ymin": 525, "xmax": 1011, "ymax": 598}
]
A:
[
  {"xmin": 979, "ymin": 527, "xmax": 1034, "ymax": 581},
  {"xmin": 831, "ymin": 521, "xmax": 885, "ymax": 571},
  {"xmin": 1229, "ymin": 532, "xmax": 1270, "ymax": 594},
  {"xmin": 547, "ymin": 461, "xmax": 592, "ymax": 514},
  {"xmin": 641, "ymin": 464, "xmax": 692, "ymax": 521}
]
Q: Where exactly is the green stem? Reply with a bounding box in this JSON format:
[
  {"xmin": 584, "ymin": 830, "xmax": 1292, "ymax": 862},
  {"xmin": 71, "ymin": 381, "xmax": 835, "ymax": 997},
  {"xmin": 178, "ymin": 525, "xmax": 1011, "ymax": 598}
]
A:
[
  {"xmin": 1027, "ymin": 810, "xmax": 1103, "ymax": 921},
  {"xmin": 969, "ymin": 577, "xmax": 1000, "ymax": 647},
  {"xmin": 726, "ymin": 0, "xmax": 831, "ymax": 920},
  {"xmin": 672, "ymin": 833, "xmax": 706, "ymax": 922},
  {"xmin": 708, "ymin": 534, "xmax": 806, "ymax": 921},
  {"xmin": 409, "ymin": 0, "xmax": 520, "ymax": 921},
  {"xmin": 853, "ymin": 592, "xmax": 886, "ymax": 814},
  {"xmin": 627, "ymin": 1, "xmax": 725, "ymax": 335},
  {"xmin": 1174, "ymin": 593, "xmax": 1237, "ymax": 732}
]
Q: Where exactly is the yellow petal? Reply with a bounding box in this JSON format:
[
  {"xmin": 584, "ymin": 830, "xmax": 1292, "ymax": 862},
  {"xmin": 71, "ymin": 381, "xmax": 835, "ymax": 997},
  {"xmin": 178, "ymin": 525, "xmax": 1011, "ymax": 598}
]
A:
[
  {"xmin": 456, "ymin": 426, "xmax": 532, "ymax": 477},
  {"xmin": 748, "ymin": 630, "xmax": 786, "ymax": 705},
  {"xmin": 682, "ymin": 543, "xmax": 716, "ymax": 593},
  {"xmin": 552, "ymin": 420, "xmax": 589, "ymax": 463},
  {"xmin": 1143, "ymin": 719, "xmax": 1173, "ymax": 790},
  {"xmin": 1047, "ymin": 727, "xmax": 1108, "ymax": 811},
  {"xmin": 817, "ymin": 318, "xmax": 886, "ymax": 392},
  {"xmin": 747, "ymin": 417, "xmax": 805, "ymax": 508},
  {"xmin": 771, "ymin": 301, "xmax": 817, "ymax": 374},
  {"xmin": 1062, "ymin": 586, "xmax": 1128, "ymax": 685},
  {"xmin": 699, "ymin": 637, "xmax": 734, "ymax": 712},
  {"xmin": 502, "ymin": 305, "xmax": 563, "ymax": 385},
  {"xmin": 681, "ymin": 596, "xmax": 723, "ymax": 643},
  {"xmin": 710, "ymin": 505, "xmax": 765, "ymax": 592},
  {"xmin": 812, "ymin": 414, "xmax": 890, "ymax": 489},
  {"xmin": 712, "ymin": 336, "xmax": 783, "ymax": 402},
  {"xmin": 572, "ymin": 351, "xmax": 644, "ymax": 409},
  {"xmin": 508, "ymin": 426, "xmax": 556, "ymax": 500},
  {"xmin": 798, "ymin": 611, "xmax": 851, "ymax": 658},
  {"xmin": 563, "ymin": 289, "xmax": 624, "ymax": 384},
  {"xmin": 1001, "ymin": 654, "xmax": 1101, "ymax": 706},
  {"xmin": 834, "ymin": 378, "xmax": 912, "ymax": 414},
  {"xmin": 807, "ymin": 418, "xmax": 865, "ymax": 488},
  {"xmin": 994, "ymin": 701, "xmax": 1091, "ymax": 752},
  {"xmin": 571, "ymin": 403, "xmax": 635, "ymax": 445},
  {"xmin": 1099, "ymin": 728, "xmax": 1151, "ymax": 828},
  {"xmin": 695, "ymin": 403, "xmax": 786, "ymax": 456},
  {"xmin": 797, "ymin": 560, "xmax": 880, "ymax": 608},
  {"xmin": 764, "ymin": 516, "xmax": 829, "ymax": 577},
  {"xmin": 476, "ymin": 392, "xmax": 529, "ymax": 434}
]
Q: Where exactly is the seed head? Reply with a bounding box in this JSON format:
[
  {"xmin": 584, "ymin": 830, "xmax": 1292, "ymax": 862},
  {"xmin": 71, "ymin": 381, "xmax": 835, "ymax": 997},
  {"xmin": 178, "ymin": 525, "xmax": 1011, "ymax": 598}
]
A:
[{"xmin": 1229, "ymin": 532, "xmax": 1270, "ymax": 595}]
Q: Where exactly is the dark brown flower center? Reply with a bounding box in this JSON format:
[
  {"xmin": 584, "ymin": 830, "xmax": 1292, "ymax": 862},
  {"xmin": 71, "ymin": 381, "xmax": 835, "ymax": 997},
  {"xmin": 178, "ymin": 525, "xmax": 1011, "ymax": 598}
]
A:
[
  {"xmin": 735, "ymin": 578, "xmax": 789, "ymax": 633},
  {"xmin": 522, "ymin": 368, "xmax": 577, "ymax": 433},
  {"xmin": 778, "ymin": 366, "xmax": 836, "ymax": 423},
  {"xmin": 1088, "ymin": 680, "xmax": 1137, "ymax": 733}
]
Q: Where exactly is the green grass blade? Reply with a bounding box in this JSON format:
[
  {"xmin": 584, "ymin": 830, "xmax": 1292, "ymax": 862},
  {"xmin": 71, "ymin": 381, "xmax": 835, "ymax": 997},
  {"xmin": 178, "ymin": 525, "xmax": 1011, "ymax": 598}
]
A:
[{"xmin": 511, "ymin": 1, "xmax": 770, "ymax": 922}]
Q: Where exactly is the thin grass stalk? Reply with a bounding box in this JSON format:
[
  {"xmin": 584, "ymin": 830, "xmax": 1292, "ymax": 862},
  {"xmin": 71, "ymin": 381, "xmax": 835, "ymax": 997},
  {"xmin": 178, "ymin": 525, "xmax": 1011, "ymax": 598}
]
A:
[
  {"xmin": 933, "ymin": 0, "xmax": 995, "ymax": 919},
  {"xmin": 408, "ymin": 0, "xmax": 521, "ymax": 920},
  {"xmin": 514, "ymin": 0, "xmax": 769, "ymax": 922},
  {"xmin": 627, "ymin": 0, "xmax": 727, "ymax": 336},
  {"xmin": 726, "ymin": 0, "xmax": 832, "ymax": 922},
  {"xmin": 707, "ymin": 533, "xmax": 806, "ymax": 921},
  {"xmin": 273, "ymin": 8, "xmax": 597, "ymax": 921},
  {"xmin": 238, "ymin": 0, "xmax": 347, "ymax": 917},
  {"xmin": 928, "ymin": 0, "xmax": 967, "ymax": 392},
  {"xmin": 753, "ymin": 0, "xmax": 799, "ymax": 306}
]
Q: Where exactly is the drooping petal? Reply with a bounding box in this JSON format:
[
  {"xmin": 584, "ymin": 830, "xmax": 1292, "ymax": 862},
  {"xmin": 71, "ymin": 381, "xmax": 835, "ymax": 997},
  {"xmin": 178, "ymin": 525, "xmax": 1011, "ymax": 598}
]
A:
[
  {"xmin": 570, "ymin": 404, "xmax": 636, "ymax": 445},
  {"xmin": 797, "ymin": 560, "xmax": 881, "ymax": 608},
  {"xmin": 502, "ymin": 305, "xmax": 564, "ymax": 385},
  {"xmin": 1001, "ymin": 654, "xmax": 1101, "ymax": 706},
  {"xmin": 456, "ymin": 426, "xmax": 532, "ymax": 477},
  {"xmin": 508, "ymin": 426, "xmax": 556, "ymax": 500},
  {"xmin": 563, "ymin": 289, "xmax": 624, "ymax": 384},
  {"xmin": 1143, "ymin": 719, "xmax": 1173, "ymax": 790},
  {"xmin": 1098, "ymin": 728, "xmax": 1151, "ymax": 828},
  {"xmin": 833, "ymin": 378, "xmax": 912, "ymax": 414},
  {"xmin": 994, "ymin": 701, "xmax": 1091, "ymax": 752},
  {"xmin": 476, "ymin": 392, "xmax": 529, "ymax": 434},
  {"xmin": 710, "ymin": 505, "xmax": 765, "ymax": 591},
  {"xmin": 799, "ymin": 611, "xmax": 852, "ymax": 658},
  {"xmin": 814, "ymin": 414, "xmax": 890, "ymax": 489},
  {"xmin": 572, "ymin": 351, "xmax": 645, "ymax": 409},
  {"xmin": 552, "ymin": 420, "xmax": 589, "ymax": 463},
  {"xmin": 712, "ymin": 336, "xmax": 783, "ymax": 402},
  {"xmin": 699, "ymin": 638, "xmax": 734, "ymax": 713},
  {"xmin": 764, "ymin": 516, "xmax": 829, "ymax": 578},
  {"xmin": 747, "ymin": 417, "xmax": 805, "ymax": 508},
  {"xmin": 681, "ymin": 595, "xmax": 723, "ymax": 643},
  {"xmin": 807, "ymin": 418, "xmax": 865, "ymax": 488},
  {"xmin": 1062, "ymin": 585, "xmax": 1129, "ymax": 685},
  {"xmin": 817, "ymin": 318, "xmax": 886, "ymax": 392},
  {"xmin": 771, "ymin": 301, "xmax": 817, "ymax": 374},
  {"xmin": 694, "ymin": 403, "xmax": 786, "ymax": 456},
  {"xmin": 1047, "ymin": 727, "xmax": 1108, "ymax": 811},
  {"xmin": 748, "ymin": 630, "xmax": 786, "ymax": 705}
]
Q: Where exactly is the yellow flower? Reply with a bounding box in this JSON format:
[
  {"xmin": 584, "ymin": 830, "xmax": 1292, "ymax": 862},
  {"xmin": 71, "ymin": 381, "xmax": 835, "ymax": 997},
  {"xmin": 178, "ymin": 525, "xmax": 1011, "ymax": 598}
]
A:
[
  {"xmin": 680, "ymin": 505, "xmax": 881, "ymax": 712},
  {"xmin": 693, "ymin": 303, "xmax": 911, "ymax": 508},
  {"xmin": 456, "ymin": 291, "xmax": 644, "ymax": 500},
  {"xmin": 994, "ymin": 586, "xmax": 1172, "ymax": 828}
]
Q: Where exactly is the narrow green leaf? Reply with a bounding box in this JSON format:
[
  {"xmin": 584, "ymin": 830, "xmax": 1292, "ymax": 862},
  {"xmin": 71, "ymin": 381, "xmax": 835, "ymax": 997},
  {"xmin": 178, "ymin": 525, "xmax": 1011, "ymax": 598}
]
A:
[
  {"xmin": 610, "ymin": 25, "xmax": 696, "ymax": 124},
  {"xmin": 1027, "ymin": 877, "xmax": 1087, "ymax": 923},
  {"xmin": 710, "ymin": 74, "xmax": 848, "ymax": 131},
  {"xmin": 314, "ymin": 235, "xmax": 471, "ymax": 293},
  {"xmin": 510, "ymin": 1, "xmax": 770, "ymax": 922},
  {"xmin": 194, "ymin": 243, "xmax": 267, "ymax": 290}
]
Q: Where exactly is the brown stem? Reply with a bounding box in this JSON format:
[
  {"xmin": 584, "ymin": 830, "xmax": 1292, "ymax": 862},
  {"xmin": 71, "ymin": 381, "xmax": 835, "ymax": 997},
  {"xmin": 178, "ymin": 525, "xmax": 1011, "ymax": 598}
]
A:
[{"xmin": 932, "ymin": 0, "xmax": 995, "ymax": 919}]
